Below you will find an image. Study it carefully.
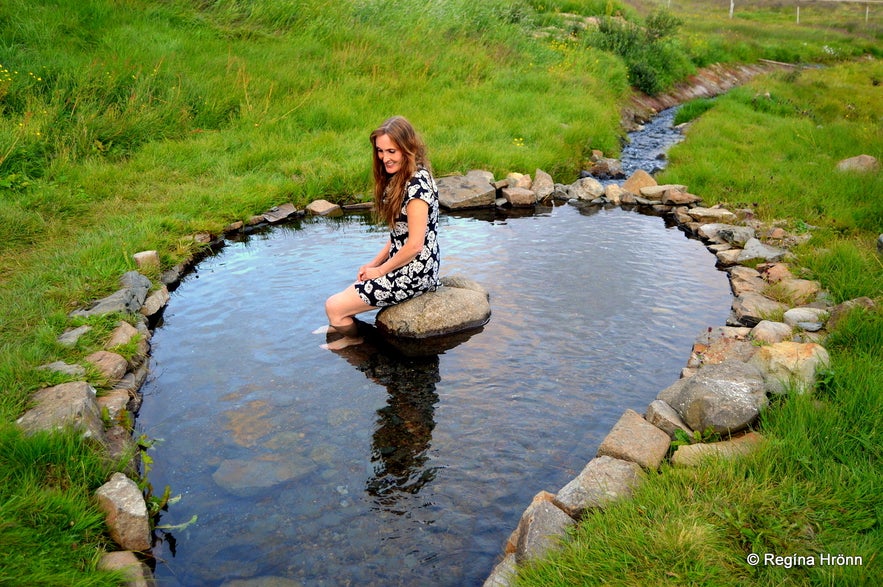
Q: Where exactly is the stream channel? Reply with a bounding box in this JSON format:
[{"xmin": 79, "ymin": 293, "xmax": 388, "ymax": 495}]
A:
[{"xmin": 137, "ymin": 107, "xmax": 734, "ymax": 586}]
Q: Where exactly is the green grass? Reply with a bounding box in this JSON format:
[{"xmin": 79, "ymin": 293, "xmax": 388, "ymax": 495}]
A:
[
  {"xmin": 513, "ymin": 51, "xmax": 882, "ymax": 587},
  {"xmin": 1, "ymin": 0, "xmax": 881, "ymax": 584},
  {"xmin": 0, "ymin": 425, "xmax": 125, "ymax": 586}
]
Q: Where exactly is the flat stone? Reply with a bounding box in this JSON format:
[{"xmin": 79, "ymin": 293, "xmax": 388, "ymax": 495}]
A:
[
  {"xmin": 304, "ymin": 200, "xmax": 340, "ymax": 217},
  {"xmin": 553, "ymin": 456, "xmax": 644, "ymax": 518},
  {"xmin": 437, "ymin": 173, "xmax": 496, "ymax": 210},
  {"xmin": 38, "ymin": 360, "xmax": 87, "ymax": 378},
  {"xmin": 16, "ymin": 381, "xmax": 105, "ymax": 441},
  {"xmin": 688, "ymin": 207, "xmax": 737, "ymax": 224},
  {"xmin": 85, "ymin": 350, "xmax": 129, "ymax": 383},
  {"xmin": 141, "ymin": 285, "xmax": 170, "ymax": 318},
  {"xmin": 596, "ymin": 409, "xmax": 671, "ymax": 470},
  {"xmin": 774, "ymin": 279, "xmax": 820, "ymax": 305},
  {"xmin": 737, "ymin": 238, "xmax": 787, "ymax": 263},
  {"xmin": 662, "ymin": 188, "xmax": 702, "ymax": 206},
  {"xmin": 658, "ymin": 361, "xmax": 768, "ymax": 434},
  {"xmin": 639, "ymin": 184, "xmax": 687, "ymax": 201},
  {"xmin": 57, "ymin": 325, "xmax": 92, "ymax": 346},
  {"xmin": 264, "ymin": 202, "xmax": 299, "ymax": 222},
  {"xmin": 97, "ymin": 389, "xmax": 132, "ymax": 422},
  {"xmin": 604, "ymin": 183, "xmax": 624, "ymax": 205},
  {"xmin": 783, "ymin": 307, "xmax": 828, "ymax": 328},
  {"xmin": 715, "ymin": 248, "xmax": 742, "ymax": 266},
  {"xmin": 672, "ymin": 431, "xmax": 764, "ymax": 467},
  {"xmin": 688, "ymin": 326, "xmax": 755, "ymax": 367},
  {"xmin": 70, "ymin": 271, "xmax": 151, "ymax": 318},
  {"xmin": 95, "ymin": 473, "xmax": 151, "ymax": 551},
  {"xmin": 732, "ymin": 292, "xmax": 788, "ymax": 327},
  {"xmin": 728, "ymin": 266, "xmax": 766, "ymax": 296},
  {"xmin": 501, "ymin": 186, "xmax": 536, "ymax": 207},
  {"xmin": 212, "ymin": 456, "xmax": 317, "ymax": 497},
  {"xmin": 645, "ymin": 399, "xmax": 693, "ymax": 439}
]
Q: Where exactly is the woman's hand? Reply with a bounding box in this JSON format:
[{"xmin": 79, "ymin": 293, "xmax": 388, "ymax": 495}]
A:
[{"xmin": 358, "ymin": 265, "xmax": 383, "ymax": 281}]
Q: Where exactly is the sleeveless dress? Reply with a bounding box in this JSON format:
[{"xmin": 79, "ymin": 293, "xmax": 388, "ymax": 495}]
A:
[{"xmin": 354, "ymin": 168, "xmax": 441, "ymax": 308}]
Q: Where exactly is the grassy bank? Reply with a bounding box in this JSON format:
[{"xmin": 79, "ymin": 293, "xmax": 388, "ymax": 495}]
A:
[
  {"xmin": 1, "ymin": 0, "xmax": 880, "ymax": 584},
  {"xmin": 513, "ymin": 40, "xmax": 883, "ymax": 587}
]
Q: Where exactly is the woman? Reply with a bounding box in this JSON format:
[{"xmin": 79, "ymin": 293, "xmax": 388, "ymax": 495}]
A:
[{"xmin": 322, "ymin": 116, "xmax": 440, "ymax": 349}]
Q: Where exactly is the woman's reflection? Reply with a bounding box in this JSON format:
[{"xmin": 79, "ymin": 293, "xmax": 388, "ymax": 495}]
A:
[{"xmin": 325, "ymin": 322, "xmax": 441, "ymax": 509}]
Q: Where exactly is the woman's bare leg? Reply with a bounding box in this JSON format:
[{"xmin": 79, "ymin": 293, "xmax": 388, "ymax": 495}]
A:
[{"xmin": 322, "ymin": 285, "xmax": 374, "ymax": 349}]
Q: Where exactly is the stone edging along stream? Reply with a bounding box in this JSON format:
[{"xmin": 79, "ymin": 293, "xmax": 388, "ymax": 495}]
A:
[
  {"xmin": 14, "ymin": 62, "xmax": 871, "ymax": 583},
  {"xmin": 21, "ymin": 162, "xmax": 874, "ymax": 585}
]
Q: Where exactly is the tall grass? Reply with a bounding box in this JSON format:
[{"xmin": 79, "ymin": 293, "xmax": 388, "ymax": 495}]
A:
[{"xmin": 0, "ymin": 424, "xmax": 125, "ymax": 586}]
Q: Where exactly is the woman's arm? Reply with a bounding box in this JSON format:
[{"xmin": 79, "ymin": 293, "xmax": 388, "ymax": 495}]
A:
[
  {"xmin": 358, "ymin": 240, "xmax": 391, "ymax": 281},
  {"xmin": 359, "ymin": 198, "xmax": 428, "ymax": 280}
]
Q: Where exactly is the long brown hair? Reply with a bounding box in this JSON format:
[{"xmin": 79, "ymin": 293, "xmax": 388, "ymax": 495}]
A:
[{"xmin": 370, "ymin": 116, "xmax": 429, "ymax": 228}]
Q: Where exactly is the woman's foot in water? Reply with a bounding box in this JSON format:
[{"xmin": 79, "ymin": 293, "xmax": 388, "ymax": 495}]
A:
[{"xmin": 321, "ymin": 335, "xmax": 364, "ymax": 351}]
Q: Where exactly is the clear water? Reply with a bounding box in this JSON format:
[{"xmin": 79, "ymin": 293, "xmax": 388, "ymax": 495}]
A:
[{"xmin": 137, "ymin": 203, "xmax": 732, "ymax": 586}]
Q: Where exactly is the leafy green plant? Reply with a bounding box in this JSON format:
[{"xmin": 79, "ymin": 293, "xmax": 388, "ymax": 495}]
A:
[
  {"xmin": 586, "ymin": 8, "xmax": 692, "ymax": 95},
  {"xmin": 671, "ymin": 426, "xmax": 721, "ymax": 450}
]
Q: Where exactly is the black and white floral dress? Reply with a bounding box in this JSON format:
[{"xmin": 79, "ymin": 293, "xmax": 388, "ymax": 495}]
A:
[{"xmin": 355, "ymin": 167, "xmax": 440, "ymax": 307}]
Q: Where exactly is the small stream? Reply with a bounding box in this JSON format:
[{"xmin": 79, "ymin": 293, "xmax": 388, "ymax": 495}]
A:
[{"xmin": 137, "ymin": 108, "xmax": 720, "ymax": 586}]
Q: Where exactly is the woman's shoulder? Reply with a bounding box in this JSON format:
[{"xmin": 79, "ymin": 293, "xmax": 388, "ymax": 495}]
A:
[
  {"xmin": 406, "ymin": 167, "xmax": 437, "ymax": 195},
  {"xmin": 409, "ymin": 166, "xmax": 434, "ymax": 184}
]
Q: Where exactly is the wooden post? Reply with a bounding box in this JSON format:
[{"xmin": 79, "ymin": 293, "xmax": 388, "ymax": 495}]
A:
[
  {"xmin": 797, "ymin": 2, "xmax": 801, "ymax": 23},
  {"xmin": 730, "ymin": 0, "xmax": 735, "ymax": 19}
]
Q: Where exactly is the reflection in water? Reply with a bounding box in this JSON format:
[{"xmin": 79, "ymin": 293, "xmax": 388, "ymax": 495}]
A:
[
  {"xmin": 137, "ymin": 205, "xmax": 734, "ymax": 586},
  {"xmin": 326, "ymin": 324, "xmax": 441, "ymax": 510}
]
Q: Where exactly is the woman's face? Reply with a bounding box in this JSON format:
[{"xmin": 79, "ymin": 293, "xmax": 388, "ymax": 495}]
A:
[{"xmin": 375, "ymin": 134, "xmax": 403, "ymax": 175}]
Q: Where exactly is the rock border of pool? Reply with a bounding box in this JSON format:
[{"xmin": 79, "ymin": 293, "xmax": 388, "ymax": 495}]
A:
[
  {"xmin": 14, "ymin": 60, "xmax": 876, "ymax": 584},
  {"xmin": 18, "ymin": 158, "xmax": 876, "ymax": 584}
]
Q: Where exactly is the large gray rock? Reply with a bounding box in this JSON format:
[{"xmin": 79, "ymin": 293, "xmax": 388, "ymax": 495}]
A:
[
  {"xmin": 737, "ymin": 238, "xmax": 788, "ymax": 263},
  {"xmin": 437, "ymin": 172, "xmax": 496, "ymax": 210},
  {"xmin": 16, "ymin": 381, "xmax": 106, "ymax": 442},
  {"xmin": 70, "ymin": 271, "xmax": 151, "ymax": 317},
  {"xmin": 553, "ymin": 456, "xmax": 644, "ymax": 518},
  {"xmin": 376, "ymin": 275, "xmax": 491, "ymax": 339},
  {"xmin": 836, "ymin": 154, "xmax": 879, "ymax": 173},
  {"xmin": 749, "ymin": 341, "xmax": 830, "ymax": 394},
  {"xmin": 95, "ymin": 473, "xmax": 151, "ymax": 551},
  {"xmin": 657, "ymin": 361, "xmax": 768, "ymax": 434},
  {"xmin": 567, "ymin": 177, "xmax": 604, "ymax": 201},
  {"xmin": 532, "ymin": 169, "xmax": 555, "ymax": 201}
]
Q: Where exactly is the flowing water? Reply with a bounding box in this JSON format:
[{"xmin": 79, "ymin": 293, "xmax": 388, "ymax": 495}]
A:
[{"xmin": 137, "ymin": 108, "xmax": 728, "ymax": 586}]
